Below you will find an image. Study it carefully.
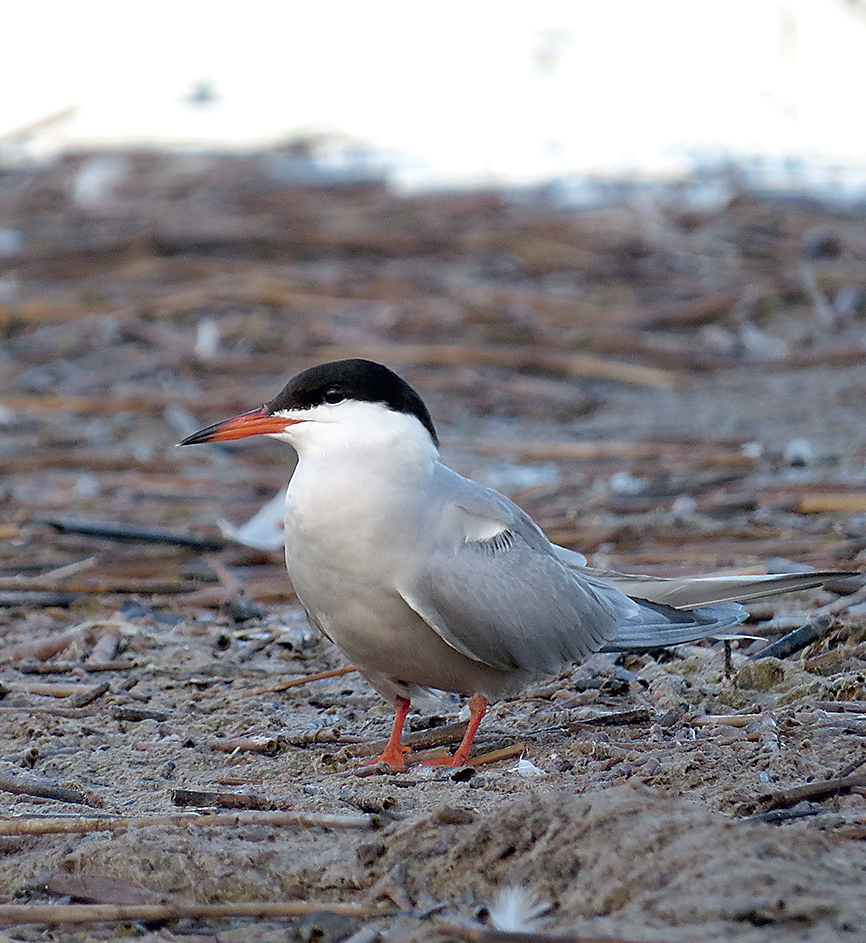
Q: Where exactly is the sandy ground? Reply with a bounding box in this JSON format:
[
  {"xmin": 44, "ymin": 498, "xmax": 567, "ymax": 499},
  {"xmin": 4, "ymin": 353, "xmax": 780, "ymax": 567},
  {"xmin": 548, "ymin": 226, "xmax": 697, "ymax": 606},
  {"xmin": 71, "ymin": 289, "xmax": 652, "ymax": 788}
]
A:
[{"xmin": 2, "ymin": 152, "xmax": 866, "ymax": 941}]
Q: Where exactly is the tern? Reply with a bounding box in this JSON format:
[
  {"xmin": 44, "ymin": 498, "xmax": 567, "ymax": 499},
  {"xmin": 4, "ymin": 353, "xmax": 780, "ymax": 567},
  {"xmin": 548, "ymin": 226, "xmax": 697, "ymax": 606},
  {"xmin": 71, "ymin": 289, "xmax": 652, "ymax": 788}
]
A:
[{"xmin": 181, "ymin": 358, "xmax": 845, "ymax": 769}]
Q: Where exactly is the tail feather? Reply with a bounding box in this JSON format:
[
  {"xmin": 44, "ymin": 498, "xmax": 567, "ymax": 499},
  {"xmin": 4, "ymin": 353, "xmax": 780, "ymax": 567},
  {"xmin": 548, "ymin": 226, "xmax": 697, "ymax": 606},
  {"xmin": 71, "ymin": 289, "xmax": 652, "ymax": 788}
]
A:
[
  {"xmin": 553, "ymin": 547, "xmax": 855, "ymax": 654},
  {"xmin": 568, "ymin": 560, "xmax": 849, "ymax": 609},
  {"xmin": 601, "ymin": 600, "xmax": 747, "ymax": 652}
]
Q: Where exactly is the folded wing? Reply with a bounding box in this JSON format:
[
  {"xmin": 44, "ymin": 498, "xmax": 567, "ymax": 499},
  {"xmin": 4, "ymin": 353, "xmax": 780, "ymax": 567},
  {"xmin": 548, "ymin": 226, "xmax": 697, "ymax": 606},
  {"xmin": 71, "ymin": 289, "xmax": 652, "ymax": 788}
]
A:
[{"xmin": 398, "ymin": 466, "xmax": 765, "ymax": 674}]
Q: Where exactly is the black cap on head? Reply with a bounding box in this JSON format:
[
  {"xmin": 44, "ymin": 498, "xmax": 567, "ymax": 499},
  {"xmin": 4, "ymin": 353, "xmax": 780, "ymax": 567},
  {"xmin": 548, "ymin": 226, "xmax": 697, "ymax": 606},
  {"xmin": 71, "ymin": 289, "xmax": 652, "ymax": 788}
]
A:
[{"xmin": 266, "ymin": 359, "xmax": 438, "ymax": 446}]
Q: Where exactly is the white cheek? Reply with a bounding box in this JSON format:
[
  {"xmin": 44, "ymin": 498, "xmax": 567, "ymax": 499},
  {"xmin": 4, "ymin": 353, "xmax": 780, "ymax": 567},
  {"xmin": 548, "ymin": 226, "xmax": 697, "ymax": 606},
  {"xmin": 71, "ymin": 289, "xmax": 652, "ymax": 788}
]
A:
[{"xmin": 266, "ymin": 402, "xmax": 438, "ymax": 464}]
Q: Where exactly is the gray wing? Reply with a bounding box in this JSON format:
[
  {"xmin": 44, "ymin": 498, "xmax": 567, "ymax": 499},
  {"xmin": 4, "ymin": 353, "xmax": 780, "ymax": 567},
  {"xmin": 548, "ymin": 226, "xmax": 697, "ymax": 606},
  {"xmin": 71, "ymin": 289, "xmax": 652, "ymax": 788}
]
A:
[{"xmin": 398, "ymin": 466, "xmax": 734, "ymax": 674}]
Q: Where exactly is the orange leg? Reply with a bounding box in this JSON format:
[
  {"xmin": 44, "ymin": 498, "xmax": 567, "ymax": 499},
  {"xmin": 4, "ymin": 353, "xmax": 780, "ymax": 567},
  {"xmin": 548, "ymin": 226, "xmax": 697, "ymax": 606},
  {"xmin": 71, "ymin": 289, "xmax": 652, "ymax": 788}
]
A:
[
  {"xmin": 422, "ymin": 694, "xmax": 487, "ymax": 767},
  {"xmin": 363, "ymin": 695, "xmax": 411, "ymax": 770}
]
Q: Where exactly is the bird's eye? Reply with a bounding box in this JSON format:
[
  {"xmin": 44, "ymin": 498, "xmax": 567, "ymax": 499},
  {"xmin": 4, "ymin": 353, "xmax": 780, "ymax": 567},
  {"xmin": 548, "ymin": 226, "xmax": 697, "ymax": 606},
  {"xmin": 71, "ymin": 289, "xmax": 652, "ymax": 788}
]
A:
[{"xmin": 323, "ymin": 386, "xmax": 345, "ymax": 404}]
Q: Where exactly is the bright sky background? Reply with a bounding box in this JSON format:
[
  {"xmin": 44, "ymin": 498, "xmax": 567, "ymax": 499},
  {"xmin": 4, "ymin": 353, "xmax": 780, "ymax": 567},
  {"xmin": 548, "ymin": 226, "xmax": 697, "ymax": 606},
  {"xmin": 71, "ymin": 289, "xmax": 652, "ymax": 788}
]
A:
[{"xmin": 3, "ymin": 0, "xmax": 866, "ymax": 186}]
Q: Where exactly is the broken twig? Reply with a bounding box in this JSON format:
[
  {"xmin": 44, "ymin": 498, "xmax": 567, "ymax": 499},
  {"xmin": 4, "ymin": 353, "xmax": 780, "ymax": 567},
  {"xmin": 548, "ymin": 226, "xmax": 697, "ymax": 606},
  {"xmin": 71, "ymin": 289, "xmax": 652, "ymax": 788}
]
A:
[
  {"xmin": 0, "ymin": 899, "xmax": 385, "ymax": 925},
  {"xmin": 240, "ymin": 665, "xmax": 357, "ymax": 696},
  {"xmin": 0, "ymin": 763, "xmax": 94, "ymax": 806},
  {"xmin": 0, "ymin": 809, "xmax": 380, "ymax": 837}
]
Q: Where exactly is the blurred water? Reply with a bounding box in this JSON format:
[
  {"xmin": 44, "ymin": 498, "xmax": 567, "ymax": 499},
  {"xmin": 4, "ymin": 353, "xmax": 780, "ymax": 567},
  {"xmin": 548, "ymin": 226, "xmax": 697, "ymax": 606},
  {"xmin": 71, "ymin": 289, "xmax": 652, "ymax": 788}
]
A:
[{"xmin": 3, "ymin": 1, "xmax": 866, "ymax": 198}]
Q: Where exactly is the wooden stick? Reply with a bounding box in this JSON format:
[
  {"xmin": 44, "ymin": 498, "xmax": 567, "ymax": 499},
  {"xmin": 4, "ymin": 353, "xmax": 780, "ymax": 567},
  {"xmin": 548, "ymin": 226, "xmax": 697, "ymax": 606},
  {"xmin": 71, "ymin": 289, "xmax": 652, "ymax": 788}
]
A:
[
  {"xmin": 741, "ymin": 806, "xmax": 825, "ymax": 825},
  {"xmin": 0, "ymin": 764, "xmax": 94, "ymax": 806},
  {"xmin": 172, "ymin": 788, "xmax": 275, "ymax": 810},
  {"xmin": 0, "ymin": 809, "xmax": 380, "ymax": 837},
  {"xmin": 814, "ymin": 582, "xmax": 866, "ymax": 617},
  {"xmin": 796, "ymin": 492, "xmax": 866, "ymax": 513},
  {"xmin": 67, "ymin": 681, "xmax": 111, "ymax": 708},
  {"xmin": 35, "ymin": 517, "xmax": 225, "ymax": 551},
  {"xmin": 0, "ymin": 591, "xmax": 75, "ymax": 607},
  {"xmin": 751, "ymin": 622, "xmax": 828, "ymax": 662},
  {"xmin": 0, "ymin": 705, "xmax": 99, "ymax": 719},
  {"xmin": 756, "ymin": 772, "xmax": 866, "ymax": 811},
  {"xmin": 40, "ymin": 557, "xmax": 98, "ymax": 581},
  {"xmin": 16, "ymin": 659, "xmax": 136, "ymax": 674},
  {"xmin": 0, "ymin": 681, "xmax": 98, "ymax": 698},
  {"xmin": 752, "ymin": 583, "xmax": 866, "ymax": 663},
  {"xmin": 832, "ymin": 754, "xmax": 866, "ymax": 779},
  {"xmin": 691, "ymin": 714, "xmax": 753, "ymax": 728},
  {"xmin": 240, "ymin": 666, "xmax": 356, "ymax": 696},
  {"xmin": 814, "ymin": 701, "xmax": 866, "ymax": 714},
  {"xmin": 110, "ymin": 706, "xmax": 170, "ymax": 722},
  {"xmin": 88, "ymin": 627, "xmax": 121, "ymax": 664},
  {"xmin": 0, "ymin": 578, "xmax": 193, "ymax": 595},
  {"xmin": 0, "ymin": 629, "xmax": 84, "ymax": 664},
  {"xmin": 465, "ymin": 742, "xmax": 528, "ymax": 767},
  {"xmin": 208, "ymin": 736, "xmax": 280, "ymax": 755},
  {"xmin": 560, "ymin": 708, "xmax": 652, "ymax": 729},
  {"xmin": 0, "ymin": 899, "xmax": 386, "ymax": 925}
]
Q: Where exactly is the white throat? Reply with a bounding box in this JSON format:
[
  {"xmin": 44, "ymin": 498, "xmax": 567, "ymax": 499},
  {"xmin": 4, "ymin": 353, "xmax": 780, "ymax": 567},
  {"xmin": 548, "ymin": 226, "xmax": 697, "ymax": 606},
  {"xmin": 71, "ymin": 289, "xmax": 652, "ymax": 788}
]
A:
[{"xmin": 277, "ymin": 401, "xmax": 438, "ymax": 585}]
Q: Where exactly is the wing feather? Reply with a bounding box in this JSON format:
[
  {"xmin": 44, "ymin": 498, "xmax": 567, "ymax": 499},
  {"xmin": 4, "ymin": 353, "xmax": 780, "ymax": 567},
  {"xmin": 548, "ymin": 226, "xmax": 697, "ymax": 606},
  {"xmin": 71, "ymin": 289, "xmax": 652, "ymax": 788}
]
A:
[
  {"xmin": 400, "ymin": 465, "xmax": 845, "ymax": 676},
  {"xmin": 398, "ymin": 467, "xmax": 642, "ymax": 674}
]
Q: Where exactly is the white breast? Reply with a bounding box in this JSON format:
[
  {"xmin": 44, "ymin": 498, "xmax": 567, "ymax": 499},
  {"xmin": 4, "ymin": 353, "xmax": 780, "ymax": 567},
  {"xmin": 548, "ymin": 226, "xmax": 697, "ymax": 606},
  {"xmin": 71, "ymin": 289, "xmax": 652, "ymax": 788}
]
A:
[{"xmin": 280, "ymin": 404, "xmax": 436, "ymax": 654}]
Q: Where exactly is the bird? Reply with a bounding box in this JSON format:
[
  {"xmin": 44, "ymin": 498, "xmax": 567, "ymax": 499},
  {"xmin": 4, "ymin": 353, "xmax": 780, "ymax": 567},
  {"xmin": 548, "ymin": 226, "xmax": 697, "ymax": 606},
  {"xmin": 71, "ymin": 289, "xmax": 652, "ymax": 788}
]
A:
[{"xmin": 180, "ymin": 358, "xmax": 847, "ymax": 770}]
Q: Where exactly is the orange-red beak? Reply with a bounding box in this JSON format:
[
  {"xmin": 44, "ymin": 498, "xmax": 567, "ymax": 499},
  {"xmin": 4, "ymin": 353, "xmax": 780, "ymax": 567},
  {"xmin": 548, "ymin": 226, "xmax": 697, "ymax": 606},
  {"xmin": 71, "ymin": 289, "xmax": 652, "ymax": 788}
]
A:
[{"xmin": 179, "ymin": 408, "xmax": 300, "ymax": 445}]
